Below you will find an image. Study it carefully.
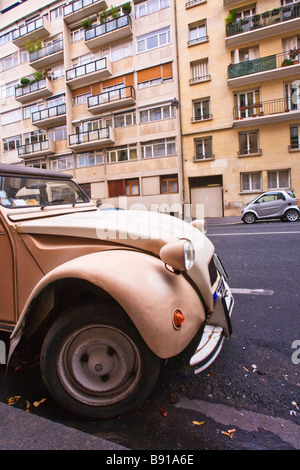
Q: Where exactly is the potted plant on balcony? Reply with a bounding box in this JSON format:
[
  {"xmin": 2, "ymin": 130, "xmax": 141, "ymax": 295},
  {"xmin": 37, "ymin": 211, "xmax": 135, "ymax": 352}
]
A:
[
  {"xmin": 23, "ymin": 38, "xmax": 42, "ymax": 54},
  {"xmin": 99, "ymin": 8, "xmax": 108, "ymax": 24},
  {"xmin": 122, "ymin": 2, "xmax": 132, "ymax": 15},
  {"xmin": 282, "ymin": 58, "xmax": 293, "ymax": 66},
  {"xmin": 81, "ymin": 17, "xmax": 93, "ymax": 30},
  {"xmin": 16, "ymin": 77, "xmax": 31, "ymax": 88},
  {"xmin": 225, "ymin": 10, "xmax": 237, "ymax": 25},
  {"xmin": 289, "ymin": 48, "xmax": 300, "ymax": 63}
]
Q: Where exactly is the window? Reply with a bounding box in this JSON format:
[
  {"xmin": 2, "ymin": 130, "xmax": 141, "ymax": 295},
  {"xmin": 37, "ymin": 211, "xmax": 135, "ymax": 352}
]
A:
[
  {"xmin": 231, "ymin": 46, "xmax": 259, "ymax": 64},
  {"xmin": 51, "ymin": 64, "xmax": 65, "ymax": 80},
  {"xmin": 1, "ymin": 108, "xmax": 21, "ymax": 125},
  {"xmin": 241, "ymin": 172, "xmax": 262, "ymax": 192},
  {"xmin": 2, "ymin": 135, "xmax": 21, "ymax": 152},
  {"xmin": 234, "ymin": 89, "xmax": 260, "ymax": 118},
  {"xmin": 24, "ymin": 130, "xmax": 46, "ymax": 144},
  {"xmin": 190, "ymin": 59, "xmax": 210, "ymax": 84},
  {"xmin": 1, "ymin": 80, "xmax": 18, "ymax": 98},
  {"xmin": 194, "ymin": 137, "xmax": 213, "ymax": 160},
  {"xmin": 107, "ymin": 145, "xmax": 137, "ymax": 163},
  {"xmin": 0, "ymin": 53, "xmax": 18, "ymax": 72},
  {"xmin": 50, "ymin": 155, "xmax": 74, "ymax": 171},
  {"xmin": 193, "ymin": 98, "xmax": 211, "ymax": 121},
  {"xmin": 76, "ymin": 152, "xmax": 104, "ymax": 168},
  {"xmin": 70, "ymin": 27, "xmax": 85, "ymax": 43},
  {"xmin": 268, "ymin": 170, "xmax": 290, "ymax": 189},
  {"xmin": 188, "ymin": 22, "xmax": 207, "ymax": 46},
  {"xmin": 137, "ymin": 63, "xmax": 173, "ymax": 89},
  {"xmin": 160, "ymin": 175, "xmax": 178, "ymax": 194},
  {"xmin": 126, "ymin": 179, "xmax": 140, "ymax": 196},
  {"xmin": 290, "ymin": 125, "xmax": 299, "ymax": 149},
  {"xmin": 114, "ymin": 111, "xmax": 136, "ymax": 128},
  {"xmin": 50, "ymin": 6, "xmax": 63, "ymax": 21},
  {"xmin": 135, "ymin": 0, "xmax": 170, "ymax": 18},
  {"xmin": 73, "ymin": 92, "xmax": 92, "ymax": 105},
  {"xmin": 102, "ymin": 41, "xmax": 133, "ymax": 62},
  {"xmin": 141, "ymin": 138, "xmax": 176, "ymax": 158},
  {"xmin": 23, "ymin": 103, "xmax": 43, "ymax": 120},
  {"xmin": 284, "ymin": 82, "xmax": 300, "ymax": 111},
  {"xmin": 136, "ymin": 27, "xmax": 171, "ymax": 53},
  {"xmin": 140, "ymin": 104, "xmax": 174, "ymax": 122},
  {"xmin": 48, "ymin": 125, "xmax": 67, "ymax": 141},
  {"xmin": 25, "ymin": 159, "xmax": 47, "ymax": 170},
  {"xmin": 108, "ymin": 178, "xmax": 140, "ymax": 197},
  {"xmin": 238, "ymin": 130, "xmax": 260, "ymax": 155}
]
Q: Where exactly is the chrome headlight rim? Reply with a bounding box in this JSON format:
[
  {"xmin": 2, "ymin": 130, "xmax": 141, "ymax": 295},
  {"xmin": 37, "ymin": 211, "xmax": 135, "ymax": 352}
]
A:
[{"xmin": 183, "ymin": 239, "xmax": 195, "ymax": 271}]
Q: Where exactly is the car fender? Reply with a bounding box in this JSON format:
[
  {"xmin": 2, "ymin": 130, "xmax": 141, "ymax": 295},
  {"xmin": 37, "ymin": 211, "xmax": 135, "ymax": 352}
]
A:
[
  {"xmin": 283, "ymin": 205, "xmax": 300, "ymax": 216},
  {"xmin": 10, "ymin": 250, "xmax": 206, "ymax": 360},
  {"xmin": 243, "ymin": 209, "xmax": 258, "ymax": 219}
]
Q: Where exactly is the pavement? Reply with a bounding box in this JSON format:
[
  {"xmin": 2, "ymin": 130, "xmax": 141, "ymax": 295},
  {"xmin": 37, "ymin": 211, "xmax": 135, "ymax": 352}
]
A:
[{"xmin": 0, "ymin": 215, "xmax": 241, "ymax": 451}]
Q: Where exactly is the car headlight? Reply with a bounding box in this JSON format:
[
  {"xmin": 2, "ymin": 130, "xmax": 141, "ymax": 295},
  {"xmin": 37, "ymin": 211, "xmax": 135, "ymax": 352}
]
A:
[{"xmin": 160, "ymin": 239, "xmax": 195, "ymax": 272}]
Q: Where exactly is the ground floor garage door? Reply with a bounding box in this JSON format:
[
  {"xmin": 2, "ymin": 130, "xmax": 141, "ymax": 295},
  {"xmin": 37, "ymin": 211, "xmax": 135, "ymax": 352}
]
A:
[{"xmin": 189, "ymin": 175, "xmax": 223, "ymax": 218}]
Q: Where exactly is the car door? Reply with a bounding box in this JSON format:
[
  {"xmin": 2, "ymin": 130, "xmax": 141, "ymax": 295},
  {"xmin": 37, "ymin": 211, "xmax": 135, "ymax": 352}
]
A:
[
  {"xmin": 255, "ymin": 193, "xmax": 284, "ymax": 217},
  {"xmin": 0, "ymin": 216, "xmax": 16, "ymax": 324}
]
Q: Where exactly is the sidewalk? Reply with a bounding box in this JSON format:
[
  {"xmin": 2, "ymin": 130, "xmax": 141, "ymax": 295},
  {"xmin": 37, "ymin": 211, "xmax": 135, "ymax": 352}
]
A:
[
  {"xmin": 0, "ymin": 401, "xmax": 127, "ymax": 450},
  {"xmin": 206, "ymin": 216, "xmax": 242, "ymax": 226}
]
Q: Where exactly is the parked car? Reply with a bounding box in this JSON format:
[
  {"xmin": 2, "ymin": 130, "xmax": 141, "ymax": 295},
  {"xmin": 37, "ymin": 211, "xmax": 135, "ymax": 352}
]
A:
[
  {"xmin": 241, "ymin": 190, "xmax": 300, "ymax": 224},
  {"xmin": 0, "ymin": 163, "xmax": 234, "ymax": 418}
]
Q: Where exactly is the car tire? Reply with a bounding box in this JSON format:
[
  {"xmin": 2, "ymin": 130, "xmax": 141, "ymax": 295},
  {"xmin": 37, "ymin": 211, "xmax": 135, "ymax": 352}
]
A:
[
  {"xmin": 284, "ymin": 209, "xmax": 300, "ymax": 222},
  {"xmin": 242, "ymin": 212, "xmax": 256, "ymax": 224},
  {"xmin": 40, "ymin": 304, "xmax": 161, "ymax": 418}
]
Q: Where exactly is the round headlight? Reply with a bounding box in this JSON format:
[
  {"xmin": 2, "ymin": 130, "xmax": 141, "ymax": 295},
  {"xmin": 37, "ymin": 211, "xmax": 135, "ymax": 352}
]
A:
[
  {"xmin": 160, "ymin": 239, "xmax": 195, "ymax": 272},
  {"xmin": 183, "ymin": 239, "xmax": 195, "ymax": 271}
]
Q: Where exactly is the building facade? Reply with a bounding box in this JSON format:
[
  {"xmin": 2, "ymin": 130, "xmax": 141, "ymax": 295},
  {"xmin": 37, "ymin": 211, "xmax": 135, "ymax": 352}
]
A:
[
  {"xmin": 177, "ymin": 0, "xmax": 300, "ymax": 217},
  {"xmin": 0, "ymin": 0, "xmax": 182, "ymax": 213},
  {"xmin": 1, "ymin": 0, "xmax": 300, "ymax": 216}
]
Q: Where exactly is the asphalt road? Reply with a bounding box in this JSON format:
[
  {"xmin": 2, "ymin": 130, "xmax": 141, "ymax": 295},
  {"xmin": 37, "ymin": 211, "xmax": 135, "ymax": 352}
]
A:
[{"xmin": 0, "ymin": 219, "xmax": 299, "ymax": 451}]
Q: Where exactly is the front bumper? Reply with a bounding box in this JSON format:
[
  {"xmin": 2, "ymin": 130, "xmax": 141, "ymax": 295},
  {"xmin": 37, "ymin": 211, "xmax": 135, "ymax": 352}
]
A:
[{"xmin": 189, "ymin": 276, "xmax": 234, "ymax": 374}]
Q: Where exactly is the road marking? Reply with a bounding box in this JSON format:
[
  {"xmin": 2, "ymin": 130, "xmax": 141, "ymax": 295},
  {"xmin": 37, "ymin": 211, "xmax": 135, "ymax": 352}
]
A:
[
  {"xmin": 231, "ymin": 288, "xmax": 274, "ymax": 296},
  {"xmin": 175, "ymin": 397, "xmax": 300, "ymax": 449},
  {"xmin": 209, "ymin": 231, "xmax": 300, "ymax": 236}
]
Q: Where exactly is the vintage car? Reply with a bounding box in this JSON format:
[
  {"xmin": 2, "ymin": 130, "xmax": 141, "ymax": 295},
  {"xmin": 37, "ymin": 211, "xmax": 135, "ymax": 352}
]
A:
[{"xmin": 0, "ymin": 163, "xmax": 233, "ymax": 418}]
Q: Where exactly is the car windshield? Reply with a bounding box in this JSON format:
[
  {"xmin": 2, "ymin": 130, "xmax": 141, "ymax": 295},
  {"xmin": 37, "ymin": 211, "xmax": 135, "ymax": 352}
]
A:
[{"xmin": 0, "ymin": 175, "xmax": 89, "ymax": 209}]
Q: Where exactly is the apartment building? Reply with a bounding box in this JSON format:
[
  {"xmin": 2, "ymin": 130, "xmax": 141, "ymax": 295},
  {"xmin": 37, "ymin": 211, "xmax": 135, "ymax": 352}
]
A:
[
  {"xmin": 177, "ymin": 0, "xmax": 300, "ymax": 217},
  {"xmin": 0, "ymin": 0, "xmax": 182, "ymax": 212}
]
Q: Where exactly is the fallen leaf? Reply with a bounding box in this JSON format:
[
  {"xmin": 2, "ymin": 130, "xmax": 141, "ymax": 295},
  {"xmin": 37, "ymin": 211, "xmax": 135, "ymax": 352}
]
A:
[
  {"xmin": 25, "ymin": 401, "xmax": 31, "ymax": 413},
  {"xmin": 160, "ymin": 406, "xmax": 167, "ymax": 417},
  {"xmin": 8, "ymin": 396, "xmax": 21, "ymax": 405},
  {"xmin": 193, "ymin": 421, "xmax": 205, "ymax": 426},
  {"xmin": 33, "ymin": 398, "xmax": 47, "ymax": 408}
]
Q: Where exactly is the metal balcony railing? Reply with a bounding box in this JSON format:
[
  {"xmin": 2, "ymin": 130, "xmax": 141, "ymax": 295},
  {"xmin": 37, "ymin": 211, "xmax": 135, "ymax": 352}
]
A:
[
  {"xmin": 18, "ymin": 140, "xmax": 52, "ymax": 156},
  {"xmin": 66, "ymin": 58, "xmax": 108, "ymax": 81},
  {"xmin": 85, "ymin": 14, "xmax": 131, "ymax": 41},
  {"xmin": 87, "ymin": 86, "xmax": 135, "ymax": 108},
  {"xmin": 15, "ymin": 78, "xmax": 48, "ymax": 98},
  {"xmin": 69, "ymin": 127, "xmax": 111, "ymax": 146},
  {"xmin": 64, "ymin": 0, "xmax": 100, "ymax": 16},
  {"xmin": 234, "ymin": 97, "xmax": 299, "ymax": 120},
  {"xmin": 29, "ymin": 40, "xmax": 63, "ymax": 63},
  {"xmin": 226, "ymin": 4, "xmax": 300, "ymax": 37},
  {"xmin": 32, "ymin": 104, "xmax": 66, "ymax": 123},
  {"xmin": 12, "ymin": 17, "xmax": 44, "ymax": 41},
  {"xmin": 228, "ymin": 50, "xmax": 300, "ymax": 79}
]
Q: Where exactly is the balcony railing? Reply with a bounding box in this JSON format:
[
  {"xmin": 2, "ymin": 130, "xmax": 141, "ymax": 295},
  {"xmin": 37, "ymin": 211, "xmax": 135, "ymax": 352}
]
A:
[
  {"xmin": 87, "ymin": 86, "xmax": 135, "ymax": 112},
  {"xmin": 226, "ymin": 4, "xmax": 300, "ymax": 37},
  {"xmin": 15, "ymin": 78, "xmax": 53, "ymax": 103},
  {"xmin": 12, "ymin": 17, "xmax": 50, "ymax": 46},
  {"xmin": 18, "ymin": 140, "xmax": 55, "ymax": 157},
  {"xmin": 66, "ymin": 57, "xmax": 111, "ymax": 81},
  {"xmin": 85, "ymin": 14, "xmax": 132, "ymax": 47},
  {"xmin": 234, "ymin": 98, "xmax": 299, "ymax": 120},
  {"xmin": 32, "ymin": 104, "xmax": 66, "ymax": 125},
  {"xmin": 69, "ymin": 127, "xmax": 114, "ymax": 148},
  {"xmin": 63, "ymin": 0, "xmax": 107, "ymax": 23},
  {"xmin": 29, "ymin": 40, "xmax": 63, "ymax": 64},
  {"xmin": 228, "ymin": 50, "xmax": 300, "ymax": 79}
]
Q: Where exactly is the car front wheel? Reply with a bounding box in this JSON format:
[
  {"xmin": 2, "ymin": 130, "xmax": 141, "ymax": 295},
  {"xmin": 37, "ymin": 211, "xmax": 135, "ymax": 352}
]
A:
[
  {"xmin": 242, "ymin": 212, "xmax": 256, "ymax": 224},
  {"xmin": 40, "ymin": 304, "xmax": 161, "ymax": 418},
  {"xmin": 285, "ymin": 209, "xmax": 300, "ymax": 222}
]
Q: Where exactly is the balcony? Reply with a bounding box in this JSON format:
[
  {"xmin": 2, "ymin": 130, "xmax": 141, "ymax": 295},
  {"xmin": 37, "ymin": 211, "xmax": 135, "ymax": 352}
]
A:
[
  {"xmin": 63, "ymin": 0, "xmax": 107, "ymax": 24},
  {"xmin": 228, "ymin": 50, "xmax": 300, "ymax": 87},
  {"xmin": 87, "ymin": 86, "xmax": 136, "ymax": 114},
  {"xmin": 15, "ymin": 78, "xmax": 53, "ymax": 103},
  {"xmin": 233, "ymin": 98, "xmax": 300, "ymax": 127},
  {"xmin": 29, "ymin": 40, "xmax": 64, "ymax": 70},
  {"xmin": 85, "ymin": 14, "xmax": 132, "ymax": 49},
  {"xmin": 12, "ymin": 17, "xmax": 50, "ymax": 47},
  {"xmin": 225, "ymin": 5, "xmax": 300, "ymax": 47},
  {"xmin": 68, "ymin": 126, "xmax": 115, "ymax": 150},
  {"xmin": 32, "ymin": 104, "xmax": 66, "ymax": 128},
  {"xmin": 18, "ymin": 140, "xmax": 56, "ymax": 159},
  {"xmin": 66, "ymin": 58, "xmax": 112, "ymax": 89}
]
